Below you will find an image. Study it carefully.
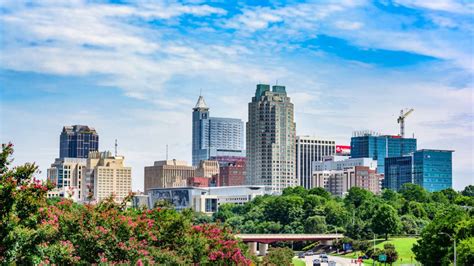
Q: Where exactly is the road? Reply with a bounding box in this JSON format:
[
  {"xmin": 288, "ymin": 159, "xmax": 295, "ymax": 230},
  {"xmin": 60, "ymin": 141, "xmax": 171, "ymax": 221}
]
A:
[{"xmin": 302, "ymin": 254, "xmax": 361, "ymax": 266}]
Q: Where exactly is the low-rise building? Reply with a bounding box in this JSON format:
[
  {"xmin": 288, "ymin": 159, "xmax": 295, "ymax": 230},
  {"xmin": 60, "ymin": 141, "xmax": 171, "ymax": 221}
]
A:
[
  {"xmin": 219, "ymin": 159, "xmax": 246, "ymax": 186},
  {"xmin": 141, "ymin": 186, "xmax": 271, "ymax": 214},
  {"xmin": 144, "ymin": 160, "xmax": 195, "ymax": 191}
]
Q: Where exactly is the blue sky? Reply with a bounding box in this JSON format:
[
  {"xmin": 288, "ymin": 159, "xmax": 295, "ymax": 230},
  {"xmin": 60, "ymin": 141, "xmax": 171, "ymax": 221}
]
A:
[{"xmin": 0, "ymin": 0, "xmax": 473, "ymax": 191}]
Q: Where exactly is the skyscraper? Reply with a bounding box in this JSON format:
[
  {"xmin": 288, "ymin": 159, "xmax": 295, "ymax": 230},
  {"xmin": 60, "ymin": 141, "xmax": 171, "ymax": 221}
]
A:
[
  {"xmin": 246, "ymin": 84, "xmax": 296, "ymax": 193},
  {"xmin": 296, "ymin": 136, "xmax": 336, "ymax": 189},
  {"xmin": 60, "ymin": 125, "xmax": 99, "ymax": 158},
  {"xmin": 192, "ymin": 96, "xmax": 245, "ymax": 166},
  {"xmin": 350, "ymin": 132, "xmax": 416, "ymax": 173}
]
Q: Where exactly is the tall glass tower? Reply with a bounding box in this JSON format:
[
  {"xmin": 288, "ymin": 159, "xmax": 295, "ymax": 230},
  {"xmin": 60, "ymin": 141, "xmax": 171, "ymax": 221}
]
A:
[
  {"xmin": 59, "ymin": 125, "xmax": 99, "ymax": 158},
  {"xmin": 350, "ymin": 133, "xmax": 416, "ymax": 173},
  {"xmin": 246, "ymin": 84, "xmax": 296, "ymax": 193},
  {"xmin": 192, "ymin": 96, "xmax": 245, "ymax": 166}
]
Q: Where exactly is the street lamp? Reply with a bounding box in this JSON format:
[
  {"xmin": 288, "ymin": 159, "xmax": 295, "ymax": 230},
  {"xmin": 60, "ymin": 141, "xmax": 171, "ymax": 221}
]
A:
[{"xmin": 439, "ymin": 232, "xmax": 456, "ymax": 266}]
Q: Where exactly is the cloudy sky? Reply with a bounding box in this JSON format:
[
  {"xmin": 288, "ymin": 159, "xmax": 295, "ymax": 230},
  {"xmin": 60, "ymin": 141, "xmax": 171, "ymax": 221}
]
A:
[{"xmin": 1, "ymin": 0, "xmax": 472, "ymax": 191}]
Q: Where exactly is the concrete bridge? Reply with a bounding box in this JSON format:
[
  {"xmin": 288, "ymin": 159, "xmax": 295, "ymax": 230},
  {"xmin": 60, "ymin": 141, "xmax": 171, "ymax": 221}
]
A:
[{"xmin": 235, "ymin": 234, "xmax": 343, "ymax": 256}]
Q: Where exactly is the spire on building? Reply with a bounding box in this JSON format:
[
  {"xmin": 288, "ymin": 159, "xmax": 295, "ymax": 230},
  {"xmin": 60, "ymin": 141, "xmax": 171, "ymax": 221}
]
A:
[{"xmin": 193, "ymin": 95, "xmax": 209, "ymax": 110}]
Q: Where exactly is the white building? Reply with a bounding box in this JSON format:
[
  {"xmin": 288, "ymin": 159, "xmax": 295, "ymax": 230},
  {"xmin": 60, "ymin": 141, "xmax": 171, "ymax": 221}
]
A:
[
  {"xmin": 296, "ymin": 136, "xmax": 336, "ymax": 189},
  {"xmin": 143, "ymin": 186, "xmax": 272, "ymax": 214},
  {"xmin": 312, "ymin": 155, "xmax": 377, "ymax": 172},
  {"xmin": 47, "ymin": 157, "xmax": 87, "ymax": 201}
]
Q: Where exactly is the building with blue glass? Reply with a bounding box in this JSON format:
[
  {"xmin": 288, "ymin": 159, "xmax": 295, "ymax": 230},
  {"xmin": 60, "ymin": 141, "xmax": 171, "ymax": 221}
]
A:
[
  {"xmin": 59, "ymin": 125, "xmax": 99, "ymax": 158},
  {"xmin": 383, "ymin": 149, "xmax": 453, "ymax": 192},
  {"xmin": 350, "ymin": 132, "xmax": 417, "ymax": 173},
  {"xmin": 192, "ymin": 96, "xmax": 245, "ymax": 166},
  {"xmin": 384, "ymin": 156, "xmax": 413, "ymax": 191},
  {"xmin": 414, "ymin": 149, "xmax": 453, "ymax": 192}
]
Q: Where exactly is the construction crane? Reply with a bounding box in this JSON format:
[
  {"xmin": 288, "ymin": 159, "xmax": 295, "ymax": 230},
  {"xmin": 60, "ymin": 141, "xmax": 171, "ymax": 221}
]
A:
[{"xmin": 397, "ymin": 108, "xmax": 414, "ymax": 138}]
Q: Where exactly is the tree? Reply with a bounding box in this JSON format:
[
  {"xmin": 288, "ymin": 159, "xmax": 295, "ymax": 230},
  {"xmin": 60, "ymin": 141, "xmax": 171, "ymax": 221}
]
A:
[
  {"xmin": 372, "ymin": 204, "xmax": 401, "ymax": 240},
  {"xmin": 457, "ymin": 237, "xmax": 474, "ymax": 265},
  {"xmin": 264, "ymin": 196, "xmax": 304, "ymax": 225},
  {"xmin": 308, "ymin": 187, "xmax": 331, "ymax": 199},
  {"xmin": 304, "ymin": 215, "xmax": 327, "ymax": 234},
  {"xmin": 325, "ymin": 201, "xmax": 350, "ymax": 227},
  {"xmin": 344, "ymin": 187, "xmax": 374, "ymax": 208},
  {"xmin": 399, "ymin": 183, "xmax": 429, "ymax": 203},
  {"xmin": 412, "ymin": 208, "xmax": 470, "ymax": 265},
  {"xmin": 461, "ymin": 185, "xmax": 474, "ymax": 197},
  {"xmin": 262, "ymin": 247, "xmax": 294, "ymax": 266},
  {"xmin": 383, "ymin": 243, "xmax": 399, "ymax": 265}
]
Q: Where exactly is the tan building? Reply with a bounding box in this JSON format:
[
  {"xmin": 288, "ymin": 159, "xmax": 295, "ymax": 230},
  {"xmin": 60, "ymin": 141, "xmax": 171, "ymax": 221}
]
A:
[
  {"xmin": 83, "ymin": 151, "xmax": 132, "ymax": 202},
  {"xmin": 196, "ymin": 160, "xmax": 220, "ymax": 178},
  {"xmin": 144, "ymin": 159, "xmax": 195, "ymax": 192}
]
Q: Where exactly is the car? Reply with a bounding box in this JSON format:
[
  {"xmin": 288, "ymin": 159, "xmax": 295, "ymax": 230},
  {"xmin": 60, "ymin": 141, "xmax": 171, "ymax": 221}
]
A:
[
  {"xmin": 298, "ymin": 252, "xmax": 305, "ymax": 258},
  {"xmin": 312, "ymin": 259, "xmax": 321, "ymax": 266},
  {"xmin": 320, "ymin": 254, "xmax": 329, "ymax": 263},
  {"xmin": 305, "ymin": 251, "xmax": 315, "ymax": 256},
  {"xmin": 358, "ymin": 255, "xmax": 369, "ymax": 259}
]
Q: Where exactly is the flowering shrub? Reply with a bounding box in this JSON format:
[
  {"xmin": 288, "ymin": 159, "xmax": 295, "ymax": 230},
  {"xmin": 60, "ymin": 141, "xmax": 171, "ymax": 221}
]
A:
[{"xmin": 0, "ymin": 143, "xmax": 253, "ymax": 264}]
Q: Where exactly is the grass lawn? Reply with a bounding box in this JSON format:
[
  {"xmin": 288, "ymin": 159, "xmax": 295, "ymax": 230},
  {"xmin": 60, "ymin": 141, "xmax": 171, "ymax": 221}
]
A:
[
  {"xmin": 292, "ymin": 257, "xmax": 306, "ymax": 266},
  {"xmin": 337, "ymin": 237, "xmax": 419, "ymax": 265}
]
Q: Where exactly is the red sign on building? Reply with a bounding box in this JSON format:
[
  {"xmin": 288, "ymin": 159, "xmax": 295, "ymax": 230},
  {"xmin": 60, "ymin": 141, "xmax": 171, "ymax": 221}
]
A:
[{"xmin": 336, "ymin": 145, "xmax": 351, "ymax": 155}]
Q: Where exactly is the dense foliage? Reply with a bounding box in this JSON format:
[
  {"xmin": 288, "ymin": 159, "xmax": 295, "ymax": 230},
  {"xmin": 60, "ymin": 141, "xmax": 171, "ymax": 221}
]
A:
[
  {"xmin": 0, "ymin": 143, "xmax": 252, "ymax": 264},
  {"xmin": 214, "ymin": 182, "xmax": 474, "ymax": 264}
]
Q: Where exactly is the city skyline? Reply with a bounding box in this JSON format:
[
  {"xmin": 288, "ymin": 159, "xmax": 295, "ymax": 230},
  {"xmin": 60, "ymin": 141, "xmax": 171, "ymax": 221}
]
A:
[{"xmin": 1, "ymin": 0, "xmax": 472, "ymax": 191}]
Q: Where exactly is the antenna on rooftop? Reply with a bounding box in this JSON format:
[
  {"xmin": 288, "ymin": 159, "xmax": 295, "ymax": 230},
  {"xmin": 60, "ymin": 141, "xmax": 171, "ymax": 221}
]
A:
[
  {"xmin": 166, "ymin": 144, "xmax": 169, "ymax": 160},
  {"xmin": 276, "ymin": 79, "xmax": 278, "ymax": 85},
  {"xmin": 114, "ymin": 139, "xmax": 118, "ymax": 156},
  {"xmin": 199, "ymin": 88, "xmax": 202, "ymax": 96}
]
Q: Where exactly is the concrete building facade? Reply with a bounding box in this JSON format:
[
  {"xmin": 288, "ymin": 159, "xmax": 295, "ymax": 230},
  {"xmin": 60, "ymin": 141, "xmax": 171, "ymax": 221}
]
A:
[
  {"xmin": 144, "ymin": 160, "xmax": 195, "ymax": 192},
  {"xmin": 296, "ymin": 136, "xmax": 336, "ymax": 189},
  {"xmin": 82, "ymin": 151, "xmax": 132, "ymax": 202},
  {"xmin": 219, "ymin": 159, "xmax": 246, "ymax": 186},
  {"xmin": 246, "ymin": 84, "xmax": 297, "ymax": 193}
]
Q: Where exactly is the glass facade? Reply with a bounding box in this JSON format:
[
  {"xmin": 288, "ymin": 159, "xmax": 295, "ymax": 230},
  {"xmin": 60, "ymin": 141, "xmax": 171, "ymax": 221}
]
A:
[
  {"xmin": 384, "ymin": 156, "xmax": 413, "ymax": 191},
  {"xmin": 414, "ymin": 150, "xmax": 453, "ymax": 192},
  {"xmin": 192, "ymin": 97, "xmax": 244, "ymax": 166},
  {"xmin": 351, "ymin": 135, "xmax": 416, "ymax": 173},
  {"xmin": 60, "ymin": 125, "xmax": 99, "ymax": 158}
]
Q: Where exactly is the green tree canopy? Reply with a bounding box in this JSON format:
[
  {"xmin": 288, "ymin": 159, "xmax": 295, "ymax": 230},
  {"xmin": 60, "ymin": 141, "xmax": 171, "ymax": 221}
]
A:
[{"xmin": 372, "ymin": 204, "xmax": 401, "ymax": 240}]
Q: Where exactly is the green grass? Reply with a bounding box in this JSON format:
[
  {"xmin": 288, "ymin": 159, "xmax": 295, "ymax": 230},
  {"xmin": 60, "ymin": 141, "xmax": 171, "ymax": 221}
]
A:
[
  {"xmin": 292, "ymin": 257, "xmax": 306, "ymax": 266},
  {"xmin": 337, "ymin": 237, "xmax": 419, "ymax": 265}
]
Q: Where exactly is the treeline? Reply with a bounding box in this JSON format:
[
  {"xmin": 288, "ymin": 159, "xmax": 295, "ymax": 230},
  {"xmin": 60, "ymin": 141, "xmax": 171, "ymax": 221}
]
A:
[{"xmin": 213, "ymin": 184, "xmax": 474, "ymax": 265}]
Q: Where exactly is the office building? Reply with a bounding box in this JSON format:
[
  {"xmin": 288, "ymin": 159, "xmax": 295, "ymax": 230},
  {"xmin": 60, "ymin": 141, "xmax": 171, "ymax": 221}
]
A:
[
  {"xmin": 60, "ymin": 125, "xmax": 99, "ymax": 158},
  {"xmin": 192, "ymin": 96, "xmax": 245, "ymax": 166},
  {"xmin": 384, "ymin": 156, "xmax": 413, "ymax": 191},
  {"xmin": 313, "ymin": 166, "xmax": 383, "ymax": 196},
  {"xmin": 47, "ymin": 157, "xmax": 87, "ymax": 201},
  {"xmin": 384, "ymin": 149, "xmax": 453, "ymax": 192},
  {"xmin": 414, "ymin": 149, "xmax": 453, "ymax": 192},
  {"xmin": 195, "ymin": 160, "xmax": 220, "ymax": 179},
  {"xmin": 144, "ymin": 160, "xmax": 195, "ymax": 192},
  {"xmin": 82, "ymin": 151, "xmax": 132, "ymax": 202},
  {"xmin": 219, "ymin": 159, "xmax": 246, "ymax": 186},
  {"xmin": 350, "ymin": 131, "xmax": 416, "ymax": 173},
  {"xmin": 296, "ymin": 136, "xmax": 336, "ymax": 188},
  {"xmin": 246, "ymin": 84, "xmax": 297, "ymax": 193}
]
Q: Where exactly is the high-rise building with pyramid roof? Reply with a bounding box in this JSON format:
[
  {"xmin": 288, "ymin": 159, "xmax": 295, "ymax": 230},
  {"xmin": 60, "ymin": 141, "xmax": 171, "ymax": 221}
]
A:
[{"xmin": 192, "ymin": 96, "xmax": 245, "ymax": 166}]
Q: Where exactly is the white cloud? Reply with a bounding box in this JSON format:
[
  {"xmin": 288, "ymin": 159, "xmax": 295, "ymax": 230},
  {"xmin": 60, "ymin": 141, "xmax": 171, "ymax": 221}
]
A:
[
  {"xmin": 394, "ymin": 0, "xmax": 474, "ymax": 14},
  {"xmin": 334, "ymin": 20, "xmax": 363, "ymax": 30}
]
